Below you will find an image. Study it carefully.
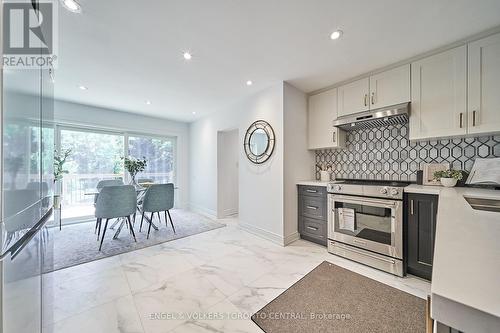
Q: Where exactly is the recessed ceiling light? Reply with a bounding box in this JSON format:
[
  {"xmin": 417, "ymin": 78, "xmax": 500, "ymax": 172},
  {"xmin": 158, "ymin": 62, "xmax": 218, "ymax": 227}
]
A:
[
  {"xmin": 145, "ymin": 100, "xmax": 152, "ymax": 105},
  {"xmin": 330, "ymin": 30, "xmax": 343, "ymax": 40},
  {"xmin": 78, "ymin": 85, "xmax": 88, "ymax": 90},
  {"xmin": 192, "ymin": 111, "xmax": 196, "ymax": 115},
  {"xmin": 183, "ymin": 52, "xmax": 192, "ymax": 60},
  {"xmin": 246, "ymin": 80, "xmax": 253, "ymax": 86},
  {"xmin": 61, "ymin": 0, "xmax": 82, "ymax": 13}
]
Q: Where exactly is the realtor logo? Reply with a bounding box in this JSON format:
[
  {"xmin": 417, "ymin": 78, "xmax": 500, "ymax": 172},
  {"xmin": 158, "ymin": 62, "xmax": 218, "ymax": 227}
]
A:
[{"xmin": 3, "ymin": 0, "xmax": 58, "ymax": 68}]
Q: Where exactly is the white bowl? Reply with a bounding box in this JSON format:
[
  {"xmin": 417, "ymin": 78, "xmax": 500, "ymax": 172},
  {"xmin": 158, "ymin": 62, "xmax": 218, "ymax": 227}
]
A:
[{"xmin": 440, "ymin": 177, "xmax": 458, "ymax": 187}]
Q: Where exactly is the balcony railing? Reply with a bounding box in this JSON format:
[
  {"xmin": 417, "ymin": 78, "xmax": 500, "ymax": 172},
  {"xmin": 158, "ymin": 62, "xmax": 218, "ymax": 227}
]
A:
[{"xmin": 60, "ymin": 172, "xmax": 174, "ymax": 222}]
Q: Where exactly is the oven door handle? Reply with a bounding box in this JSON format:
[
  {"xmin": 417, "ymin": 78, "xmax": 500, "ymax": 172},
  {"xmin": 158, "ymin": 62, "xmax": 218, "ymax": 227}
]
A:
[{"xmin": 331, "ymin": 195, "xmax": 398, "ymax": 209}]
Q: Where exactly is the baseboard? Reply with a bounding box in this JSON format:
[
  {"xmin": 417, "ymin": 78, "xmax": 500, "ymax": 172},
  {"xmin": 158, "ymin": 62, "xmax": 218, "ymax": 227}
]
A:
[
  {"xmin": 238, "ymin": 222, "xmax": 285, "ymax": 246},
  {"xmin": 188, "ymin": 203, "xmax": 217, "ymax": 220},
  {"xmin": 283, "ymin": 231, "xmax": 300, "ymax": 245},
  {"xmin": 222, "ymin": 208, "xmax": 238, "ymax": 217}
]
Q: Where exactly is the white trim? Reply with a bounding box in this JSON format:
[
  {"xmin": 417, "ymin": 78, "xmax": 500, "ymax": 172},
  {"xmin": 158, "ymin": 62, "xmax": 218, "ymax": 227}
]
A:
[
  {"xmin": 222, "ymin": 208, "xmax": 238, "ymax": 217},
  {"xmin": 188, "ymin": 203, "xmax": 217, "ymax": 220},
  {"xmin": 283, "ymin": 231, "xmax": 300, "ymax": 245},
  {"xmin": 238, "ymin": 222, "xmax": 285, "ymax": 246}
]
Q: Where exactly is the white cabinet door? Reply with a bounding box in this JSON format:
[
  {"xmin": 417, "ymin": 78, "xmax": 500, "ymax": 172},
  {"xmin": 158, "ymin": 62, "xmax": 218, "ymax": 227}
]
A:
[
  {"xmin": 369, "ymin": 64, "xmax": 410, "ymax": 109},
  {"xmin": 337, "ymin": 78, "xmax": 370, "ymax": 117},
  {"xmin": 308, "ymin": 89, "xmax": 345, "ymax": 149},
  {"xmin": 410, "ymin": 46, "xmax": 467, "ymax": 140},
  {"xmin": 468, "ymin": 33, "xmax": 500, "ymax": 135}
]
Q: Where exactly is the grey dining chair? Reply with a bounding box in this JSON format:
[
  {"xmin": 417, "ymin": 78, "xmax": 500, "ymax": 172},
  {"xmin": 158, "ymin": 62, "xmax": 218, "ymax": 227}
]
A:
[
  {"xmin": 95, "ymin": 185, "xmax": 137, "ymax": 251},
  {"xmin": 140, "ymin": 183, "xmax": 175, "ymax": 239},
  {"xmin": 94, "ymin": 179, "xmax": 124, "ymax": 234},
  {"xmin": 96, "ymin": 179, "xmax": 124, "ymax": 190}
]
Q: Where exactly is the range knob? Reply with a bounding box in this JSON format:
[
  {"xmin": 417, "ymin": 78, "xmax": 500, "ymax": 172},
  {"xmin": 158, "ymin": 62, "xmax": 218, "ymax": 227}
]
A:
[
  {"xmin": 379, "ymin": 187, "xmax": 388, "ymax": 194},
  {"xmin": 390, "ymin": 188, "xmax": 399, "ymax": 196}
]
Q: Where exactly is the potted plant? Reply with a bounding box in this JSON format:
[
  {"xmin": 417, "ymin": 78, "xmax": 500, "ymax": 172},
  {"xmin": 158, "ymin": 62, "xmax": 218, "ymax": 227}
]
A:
[
  {"xmin": 53, "ymin": 149, "xmax": 71, "ymax": 208},
  {"xmin": 122, "ymin": 156, "xmax": 147, "ymax": 187},
  {"xmin": 433, "ymin": 169, "xmax": 464, "ymax": 187}
]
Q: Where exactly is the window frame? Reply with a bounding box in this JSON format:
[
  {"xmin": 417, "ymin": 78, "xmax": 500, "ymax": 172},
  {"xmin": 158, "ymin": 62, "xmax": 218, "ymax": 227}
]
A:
[{"xmin": 55, "ymin": 124, "xmax": 178, "ymax": 223}]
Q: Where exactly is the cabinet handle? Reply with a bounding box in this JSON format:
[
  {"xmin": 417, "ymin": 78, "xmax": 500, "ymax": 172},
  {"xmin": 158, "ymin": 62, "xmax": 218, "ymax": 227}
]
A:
[
  {"xmin": 459, "ymin": 113, "xmax": 463, "ymax": 128},
  {"xmin": 472, "ymin": 110, "xmax": 477, "ymax": 127},
  {"xmin": 410, "ymin": 200, "xmax": 414, "ymax": 215},
  {"xmin": 371, "ymin": 92, "xmax": 375, "ymax": 105},
  {"xmin": 364, "ymin": 94, "xmax": 368, "ymax": 107},
  {"xmin": 306, "ymin": 206, "xmax": 318, "ymax": 210},
  {"xmin": 332, "ymin": 130, "xmax": 336, "ymax": 143},
  {"xmin": 306, "ymin": 226, "xmax": 318, "ymax": 231},
  {"xmin": 306, "ymin": 189, "xmax": 317, "ymax": 193}
]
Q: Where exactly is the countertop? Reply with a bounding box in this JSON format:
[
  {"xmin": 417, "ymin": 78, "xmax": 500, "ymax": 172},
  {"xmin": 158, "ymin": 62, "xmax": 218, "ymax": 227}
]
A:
[
  {"xmin": 406, "ymin": 184, "xmax": 500, "ymax": 331},
  {"xmin": 296, "ymin": 180, "xmax": 330, "ymax": 187}
]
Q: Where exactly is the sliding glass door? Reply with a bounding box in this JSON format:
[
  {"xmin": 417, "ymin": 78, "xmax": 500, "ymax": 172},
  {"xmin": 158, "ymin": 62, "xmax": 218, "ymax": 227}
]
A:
[
  {"xmin": 55, "ymin": 127, "xmax": 176, "ymax": 223},
  {"xmin": 127, "ymin": 135, "xmax": 176, "ymax": 184},
  {"xmin": 59, "ymin": 128, "xmax": 124, "ymax": 221}
]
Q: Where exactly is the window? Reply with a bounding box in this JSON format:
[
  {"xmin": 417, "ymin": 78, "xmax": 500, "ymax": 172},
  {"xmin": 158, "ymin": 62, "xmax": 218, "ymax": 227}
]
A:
[
  {"xmin": 127, "ymin": 135, "xmax": 176, "ymax": 184},
  {"xmin": 59, "ymin": 128, "xmax": 124, "ymax": 221},
  {"xmin": 56, "ymin": 127, "xmax": 176, "ymax": 223}
]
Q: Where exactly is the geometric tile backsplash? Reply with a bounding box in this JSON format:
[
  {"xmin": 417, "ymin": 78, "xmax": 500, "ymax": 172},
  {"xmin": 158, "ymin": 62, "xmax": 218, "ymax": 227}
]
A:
[{"xmin": 315, "ymin": 123, "xmax": 500, "ymax": 181}]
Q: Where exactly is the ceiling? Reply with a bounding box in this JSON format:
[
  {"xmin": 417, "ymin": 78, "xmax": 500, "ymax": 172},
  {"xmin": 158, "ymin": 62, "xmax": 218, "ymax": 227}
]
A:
[{"xmin": 53, "ymin": 0, "xmax": 500, "ymax": 122}]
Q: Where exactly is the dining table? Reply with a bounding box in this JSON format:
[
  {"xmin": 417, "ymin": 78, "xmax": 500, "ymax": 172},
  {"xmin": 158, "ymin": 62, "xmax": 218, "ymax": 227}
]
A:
[{"xmin": 84, "ymin": 186, "xmax": 159, "ymax": 239}]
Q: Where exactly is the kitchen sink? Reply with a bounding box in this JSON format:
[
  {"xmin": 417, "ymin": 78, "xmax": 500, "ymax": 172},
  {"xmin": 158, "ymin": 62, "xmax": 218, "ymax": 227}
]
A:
[{"xmin": 464, "ymin": 196, "xmax": 500, "ymax": 213}]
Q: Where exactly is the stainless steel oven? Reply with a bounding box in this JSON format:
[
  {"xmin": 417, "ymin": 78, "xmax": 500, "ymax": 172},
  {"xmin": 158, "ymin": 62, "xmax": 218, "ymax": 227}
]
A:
[{"xmin": 327, "ymin": 181, "xmax": 406, "ymax": 276}]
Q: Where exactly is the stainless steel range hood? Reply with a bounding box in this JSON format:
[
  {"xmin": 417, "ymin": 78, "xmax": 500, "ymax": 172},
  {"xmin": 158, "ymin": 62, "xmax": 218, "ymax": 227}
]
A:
[{"xmin": 332, "ymin": 102, "xmax": 410, "ymax": 131}]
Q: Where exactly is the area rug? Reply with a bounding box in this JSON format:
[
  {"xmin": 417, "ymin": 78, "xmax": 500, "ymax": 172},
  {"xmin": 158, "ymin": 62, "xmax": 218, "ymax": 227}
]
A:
[
  {"xmin": 43, "ymin": 209, "xmax": 225, "ymax": 273},
  {"xmin": 252, "ymin": 261, "xmax": 426, "ymax": 333}
]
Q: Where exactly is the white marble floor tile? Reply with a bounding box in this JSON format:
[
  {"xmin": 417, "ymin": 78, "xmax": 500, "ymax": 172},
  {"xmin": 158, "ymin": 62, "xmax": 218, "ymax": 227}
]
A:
[
  {"xmin": 170, "ymin": 299, "xmax": 262, "ymax": 333},
  {"xmin": 195, "ymin": 250, "xmax": 279, "ymax": 297},
  {"xmin": 45, "ymin": 213, "xmax": 431, "ymax": 333},
  {"xmin": 44, "ymin": 295, "xmax": 143, "ymax": 333},
  {"xmin": 133, "ymin": 268, "xmax": 227, "ymax": 333},
  {"xmin": 44, "ymin": 266, "xmax": 131, "ymax": 325},
  {"xmin": 44, "ymin": 254, "xmax": 122, "ymax": 287},
  {"xmin": 123, "ymin": 252, "xmax": 194, "ymax": 293}
]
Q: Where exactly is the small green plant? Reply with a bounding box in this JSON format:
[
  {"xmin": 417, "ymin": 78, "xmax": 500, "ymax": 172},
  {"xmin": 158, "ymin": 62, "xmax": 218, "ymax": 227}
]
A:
[
  {"xmin": 54, "ymin": 149, "xmax": 71, "ymax": 182},
  {"xmin": 122, "ymin": 156, "xmax": 147, "ymax": 179},
  {"xmin": 433, "ymin": 169, "xmax": 464, "ymax": 181}
]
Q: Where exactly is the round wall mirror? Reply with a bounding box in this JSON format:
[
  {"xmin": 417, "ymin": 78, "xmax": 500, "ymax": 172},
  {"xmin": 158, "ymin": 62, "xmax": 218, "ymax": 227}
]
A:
[{"xmin": 244, "ymin": 120, "xmax": 275, "ymax": 164}]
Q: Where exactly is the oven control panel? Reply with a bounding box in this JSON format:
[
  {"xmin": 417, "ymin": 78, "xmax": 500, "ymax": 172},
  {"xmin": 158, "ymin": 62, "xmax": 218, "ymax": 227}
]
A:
[{"xmin": 327, "ymin": 182, "xmax": 404, "ymax": 200}]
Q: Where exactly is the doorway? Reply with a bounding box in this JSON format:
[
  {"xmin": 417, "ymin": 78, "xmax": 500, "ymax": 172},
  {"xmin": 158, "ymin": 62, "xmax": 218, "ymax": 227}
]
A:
[{"xmin": 217, "ymin": 129, "xmax": 239, "ymax": 218}]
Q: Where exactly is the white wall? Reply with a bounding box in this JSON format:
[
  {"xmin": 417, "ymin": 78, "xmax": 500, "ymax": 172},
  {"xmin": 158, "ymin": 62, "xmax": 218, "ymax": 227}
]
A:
[
  {"xmin": 283, "ymin": 83, "xmax": 315, "ymax": 242},
  {"xmin": 189, "ymin": 82, "xmax": 313, "ymax": 245},
  {"xmin": 54, "ymin": 99, "xmax": 190, "ymax": 208},
  {"xmin": 189, "ymin": 83, "xmax": 285, "ymax": 242},
  {"xmin": 217, "ymin": 129, "xmax": 239, "ymax": 218}
]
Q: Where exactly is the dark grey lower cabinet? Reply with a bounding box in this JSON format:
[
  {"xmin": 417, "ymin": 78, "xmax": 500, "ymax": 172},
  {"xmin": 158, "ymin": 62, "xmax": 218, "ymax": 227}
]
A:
[
  {"xmin": 298, "ymin": 185, "xmax": 327, "ymax": 246},
  {"xmin": 404, "ymin": 193, "xmax": 438, "ymax": 280}
]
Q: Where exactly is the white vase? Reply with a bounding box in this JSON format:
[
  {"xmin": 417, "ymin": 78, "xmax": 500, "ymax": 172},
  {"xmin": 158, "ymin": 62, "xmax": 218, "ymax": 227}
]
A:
[
  {"xmin": 440, "ymin": 178, "xmax": 457, "ymax": 187},
  {"xmin": 320, "ymin": 171, "xmax": 330, "ymax": 182},
  {"xmin": 53, "ymin": 195, "xmax": 62, "ymax": 209}
]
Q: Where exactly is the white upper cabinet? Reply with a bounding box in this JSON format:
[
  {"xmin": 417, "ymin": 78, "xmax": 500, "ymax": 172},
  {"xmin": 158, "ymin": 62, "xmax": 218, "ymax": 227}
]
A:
[
  {"xmin": 337, "ymin": 78, "xmax": 370, "ymax": 117},
  {"xmin": 369, "ymin": 65, "xmax": 410, "ymax": 109},
  {"xmin": 410, "ymin": 46, "xmax": 467, "ymax": 140},
  {"xmin": 308, "ymin": 88, "xmax": 345, "ymax": 150},
  {"xmin": 338, "ymin": 66, "xmax": 410, "ymax": 118},
  {"xmin": 468, "ymin": 33, "xmax": 500, "ymax": 135}
]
